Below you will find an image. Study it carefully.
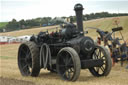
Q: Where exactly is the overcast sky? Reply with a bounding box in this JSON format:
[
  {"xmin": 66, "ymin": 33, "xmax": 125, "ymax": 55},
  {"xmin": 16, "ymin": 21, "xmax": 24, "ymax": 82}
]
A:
[{"xmin": 0, "ymin": 0, "xmax": 128, "ymax": 22}]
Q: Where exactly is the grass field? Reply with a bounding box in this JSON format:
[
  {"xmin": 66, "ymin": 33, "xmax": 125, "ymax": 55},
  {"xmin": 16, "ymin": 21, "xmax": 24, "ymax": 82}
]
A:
[
  {"xmin": 0, "ymin": 44, "xmax": 128, "ymax": 85},
  {"xmin": 84, "ymin": 16, "xmax": 128, "ymax": 40},
  {"xmin": 0, "ymin": 22, "xmax": 8, "ymax": 29},
  {"xmin": 0, "ymin": 16, "xmax": 128, "ymax": 85}
]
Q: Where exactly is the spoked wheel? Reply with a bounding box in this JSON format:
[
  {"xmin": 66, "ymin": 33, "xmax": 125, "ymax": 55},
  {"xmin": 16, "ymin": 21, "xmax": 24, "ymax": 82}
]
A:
[
  {"xmin": 56, "ymin": 47, "xmax": 81, "ymax": 81},
  {"xmin": 18, "ymin": 41, "xmax": 40, "ymax": 77},
  {"xmin": 89, "ymin": 45, "xmax": 112, "ymax": 77}
]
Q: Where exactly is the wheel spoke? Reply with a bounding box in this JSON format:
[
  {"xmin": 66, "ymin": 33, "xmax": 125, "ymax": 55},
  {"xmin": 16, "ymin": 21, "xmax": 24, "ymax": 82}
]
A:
[
  {"xmin": 28, "ymin": 61, "xmax": 32, "ymax": 67},
  {"xmin": 20, "ymin": 58, "xmax": 25, "ymax": 61},
  {"xmin": 94, "ymin": 52, "xmax": 98, "ymax": 59},
  {"xmin": 98, "ymin": 50, "xmax": 101, "ymax": 58},
  {"xmin": 100, "ymin": 66, "xmax": 105, "ymax": 72},
  {"xmin": 97, "ymin": 49, "xmax": 100, "ymax": 56},
  {"xmin": 70, "ymin": 68, "xmax": 74, "ymax": 72},
  {"xmin": 26, "ymin": 48, "xmax": 30, "ymax": 54},
  {"xmin": 67, "ymin": 70, "xmax": 71, "ymax": 79},
  {"xmin": 101, "ymin": 56, "xmax": 105, "ymax": 59},
  {"xmin": 23, "ymin": 64, "xmax": 28, "ymax": 70},
  {"xmin": 61, "ymin": 57, "xmax": 65, "ymax": 64},
  {"xmin": 27, "ymin": 51, "xmax": 31, "ymax": 58},
  {"xmin": 103, "ymin": 62, "xmax": 106, "ymax": 64},
  {"xmin": 95, "ymin": 49, "xmax": 101, "ymax": 59},
  {"xmin": 21, "ymin": 48, "xmax": 27, "ymax": 55},
  {"xmin": 96, "ymin": 67, "xmax": 99, "ymax": 73},
  {"xmin": 68, "ymin": 64, "xmax": 74, "ymax": 67},
  {"xmin": 67, "ymin": 57, "xmax": 72, "ymax": 65},
  {"xmin": 65, "ymin": 53, "xmax": 70, "ymax": 65}
]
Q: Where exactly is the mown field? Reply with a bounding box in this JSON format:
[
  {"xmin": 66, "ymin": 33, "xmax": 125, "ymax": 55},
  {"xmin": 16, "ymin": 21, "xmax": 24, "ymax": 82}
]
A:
[{"xmin": 0, "ymin": 16, "xmax": 128, "ymax": 85}]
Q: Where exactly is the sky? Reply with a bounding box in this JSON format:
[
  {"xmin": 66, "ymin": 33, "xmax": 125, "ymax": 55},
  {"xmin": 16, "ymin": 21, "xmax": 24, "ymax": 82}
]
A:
[{"xmin": 0, "ymin": 0, "xmax": 128, "ymax": 22}]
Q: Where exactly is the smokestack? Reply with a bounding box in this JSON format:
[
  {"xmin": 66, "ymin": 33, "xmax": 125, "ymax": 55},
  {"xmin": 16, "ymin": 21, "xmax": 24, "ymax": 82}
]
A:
[{"xmin": 74, "ymin": 3, "xmax": 84, "ymax": 32}]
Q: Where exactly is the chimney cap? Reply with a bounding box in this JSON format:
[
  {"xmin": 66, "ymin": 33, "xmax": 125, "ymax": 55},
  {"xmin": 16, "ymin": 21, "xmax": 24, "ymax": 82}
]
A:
[{"xmin": 74, "ymin": 3, "xmax": 84, "ymax": 11}]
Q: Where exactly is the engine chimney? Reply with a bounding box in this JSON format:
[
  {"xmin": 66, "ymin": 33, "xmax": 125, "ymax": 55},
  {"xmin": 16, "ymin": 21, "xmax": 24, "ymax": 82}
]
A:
[{"xmin": 74, "ymin": 3, "xmax": 84, "ymax": 32}]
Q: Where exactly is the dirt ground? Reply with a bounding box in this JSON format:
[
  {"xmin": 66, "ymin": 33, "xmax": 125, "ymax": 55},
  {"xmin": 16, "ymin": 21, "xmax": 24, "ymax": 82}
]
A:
[{"xmin": 0, "ymin": 77, "xmax": 35, "ymax": 85}]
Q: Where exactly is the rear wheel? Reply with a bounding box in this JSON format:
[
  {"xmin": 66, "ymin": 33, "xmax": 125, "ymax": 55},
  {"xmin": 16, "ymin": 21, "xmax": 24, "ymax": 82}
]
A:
[
  {"xmin": 18, "ymin": 41, "xmax": 40, "ymax": 77},
  {"xmin": 56, "ymin": 47, "xmax": 81, "ymax": 81},
  {"xmin": 89, "ymin": 45, "xmax": 112, "ymax": 77}
]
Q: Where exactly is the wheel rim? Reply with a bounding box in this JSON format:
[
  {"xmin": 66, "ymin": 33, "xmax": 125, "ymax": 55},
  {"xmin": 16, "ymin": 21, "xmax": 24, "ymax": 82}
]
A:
[
  {"xmin": 92, "ymin": 48, "xmax": 107, "ymax": 75},
  {"xmin": 18, "ymin": 44, "xmax": 32, "ymax": 76},
  {"xmin": 57, "ymin": 51, "xmax": 75, "ymax": 80}
]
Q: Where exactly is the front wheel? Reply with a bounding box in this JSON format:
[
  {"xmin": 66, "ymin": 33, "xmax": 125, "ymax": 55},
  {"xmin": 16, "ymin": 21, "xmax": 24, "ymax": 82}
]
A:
[
  {"xmin": 56, "ymin": 47, "xmax": 81, "ymax": 81},
  {"xmin": 89, "ymin": 45, "xmax": 112, "ymax": 77}
]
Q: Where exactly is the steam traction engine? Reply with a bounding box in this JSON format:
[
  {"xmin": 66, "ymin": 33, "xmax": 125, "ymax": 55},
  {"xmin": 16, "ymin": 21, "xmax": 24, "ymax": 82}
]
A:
[{"xmin": 18, "ymin": 4, "xmax": 112, "ymax": 81}]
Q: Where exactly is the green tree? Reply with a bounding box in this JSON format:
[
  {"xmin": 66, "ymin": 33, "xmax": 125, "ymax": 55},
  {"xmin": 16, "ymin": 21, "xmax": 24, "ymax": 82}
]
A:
[
  {"xmin": 6, "ymin": 19, "xmax": 19, "ymax": 31},
  {"xmin": 19, "ymin": 19, "xmax": 26, "ymax": 29}
]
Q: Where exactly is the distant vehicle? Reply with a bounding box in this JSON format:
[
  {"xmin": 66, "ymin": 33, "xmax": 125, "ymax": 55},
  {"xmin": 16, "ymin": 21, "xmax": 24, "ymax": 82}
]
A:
[
  {"xmin": 42, "ymin": 24, "xmax": 47, "ymax": 27},
  {"xmin": 16, "ymin": 35, "xmax": 31, "ymax": 42},
  {"xmin": 0, "ymin": 36, "xmax": 15, "ymax": 44}
]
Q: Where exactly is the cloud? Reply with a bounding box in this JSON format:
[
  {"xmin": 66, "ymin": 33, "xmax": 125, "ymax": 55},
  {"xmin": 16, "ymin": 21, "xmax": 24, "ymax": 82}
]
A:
[{"xmin": 1, "ymin": 0, "xmax": 128, "ymax": 22}]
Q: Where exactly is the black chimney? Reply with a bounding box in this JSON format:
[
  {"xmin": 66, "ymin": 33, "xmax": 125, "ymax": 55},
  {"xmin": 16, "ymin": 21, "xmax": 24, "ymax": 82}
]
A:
[{"xmin": 74, "ymin": 3, "xmax": 84, "ymax": 32}]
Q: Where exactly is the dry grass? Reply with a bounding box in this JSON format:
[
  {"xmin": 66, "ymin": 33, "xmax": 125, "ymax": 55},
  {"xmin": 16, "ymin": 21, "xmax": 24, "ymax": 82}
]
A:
[
  {"xmin": 0, "ymin": 41, "xmax": 128, "ymax": 85},
  {"xmin": 0, "ymin": 25, "xmax": 59, "ymax": 37},
  {"xmin": 0, "ymin": 57, "xmax": 128, "ymax": 85},
  {"xmin": 0, "ymin": 16, "xmax": 128, "ymax": 85},
  {"xmin": 0, "ymin": 44, "xmax": 20, "ymax": 57},
  {"xmin": 84, "ymin": 16, "xmax": 128, "ymax": 40}
]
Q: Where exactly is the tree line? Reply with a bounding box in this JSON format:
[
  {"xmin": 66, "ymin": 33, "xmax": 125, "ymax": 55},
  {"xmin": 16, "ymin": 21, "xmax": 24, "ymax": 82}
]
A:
[
  {"xmin": 84, "ymin": 12, "xmax": 128, "ymax": 20},
  {"xmin": 0, "ymin": 12, "xmax": 128, "ymax": 32}
]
